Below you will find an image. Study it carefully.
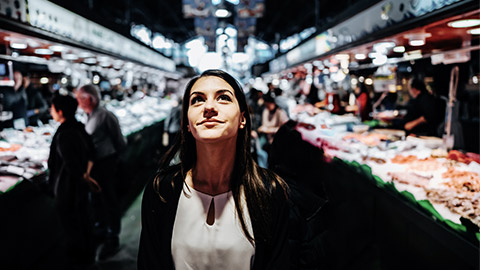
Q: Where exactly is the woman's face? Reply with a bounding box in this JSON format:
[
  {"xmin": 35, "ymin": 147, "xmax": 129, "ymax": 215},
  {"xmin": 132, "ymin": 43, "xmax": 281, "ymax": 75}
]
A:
[{"xmin": 187, "ymin": 76, "xmax": 246, "ymax": 144}]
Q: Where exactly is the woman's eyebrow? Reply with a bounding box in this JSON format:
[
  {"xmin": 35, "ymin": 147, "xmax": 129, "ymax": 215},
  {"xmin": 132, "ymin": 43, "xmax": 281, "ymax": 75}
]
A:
[
  {"xmin": 217, "ymin": 89, "xmax": 234, "ymax": 95},
  {"xmin": 190, "ymin": 91, "xmax": 204, "ymax": 97}
]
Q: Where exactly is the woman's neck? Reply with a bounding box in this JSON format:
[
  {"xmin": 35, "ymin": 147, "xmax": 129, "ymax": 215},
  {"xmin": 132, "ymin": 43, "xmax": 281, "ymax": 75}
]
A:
[{"xmin": 190, "ymin": 139, "xmax": 237, "ymax": 196}]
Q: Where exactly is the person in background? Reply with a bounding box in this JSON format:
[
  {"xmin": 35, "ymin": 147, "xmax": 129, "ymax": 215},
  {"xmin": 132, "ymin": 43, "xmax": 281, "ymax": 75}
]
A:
[
  {"xmin": 352, "ymin": 82, "xmax": 372, "ymax": 122},
  {"xmin": 164, "ymin": 96, "xmax": 182, "ymax": 149},
  {"xmin": 76, "ymin": 84, "xmax": 127, "ymax": 261},
  {"xmin": 256, "ymin": 93, "xmax": 289, "ymax": 168},
  {"xmin": 48, "ymin": 93, "xmax": 100, "ymax": 269},
  {"xmin": 274, "ymin": 87, "xmax": 291, "ymax": 118},
  {"xmin": 138, "ymin": 69, "xmax": 291, "ymax": 269},
  {"xmin": 0, "ymin": 70, "xmax": 27, "ymax": 128},
  {"xmin": 403, "ymin": 78, "xmax": 445, "ymax": 136},
  {"xmin": 24, "ymin": 72, "xmax": 48, "ymax": 126}
]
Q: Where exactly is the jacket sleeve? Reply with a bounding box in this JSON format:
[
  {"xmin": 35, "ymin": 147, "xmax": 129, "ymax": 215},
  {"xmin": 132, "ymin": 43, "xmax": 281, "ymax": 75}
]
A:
[
  {"xmin": 264, "ymin": 186, "xmax": 292, "ymax": 269},
  {"xmin": 138, "ymin": 177, "xmax": 168, "ymax": 270}
]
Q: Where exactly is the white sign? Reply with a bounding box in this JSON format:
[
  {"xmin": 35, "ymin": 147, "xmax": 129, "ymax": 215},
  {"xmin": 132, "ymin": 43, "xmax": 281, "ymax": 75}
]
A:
[{"xmin": 27, "ymin": 0, "xmax": 175, "ymax": 72}]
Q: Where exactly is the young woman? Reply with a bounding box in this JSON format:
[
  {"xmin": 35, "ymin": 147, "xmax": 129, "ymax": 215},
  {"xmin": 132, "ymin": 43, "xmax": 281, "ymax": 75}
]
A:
[{"xmin": 138, "ymin": 69, "xmax": 291, "ymax": 269}]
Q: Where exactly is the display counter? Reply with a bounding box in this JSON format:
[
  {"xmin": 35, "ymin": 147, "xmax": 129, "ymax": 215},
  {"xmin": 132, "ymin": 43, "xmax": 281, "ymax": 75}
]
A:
[
  {"xmin": 0, "ymin": 96, "xmax": 173, "ymax": 269},
  {"xmin": 287, "ymin": 109, "xmax": 479, "ymax": 269}
]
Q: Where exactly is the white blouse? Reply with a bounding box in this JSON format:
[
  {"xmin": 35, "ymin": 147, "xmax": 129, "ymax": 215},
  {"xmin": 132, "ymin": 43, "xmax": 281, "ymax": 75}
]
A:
[{"xmin": 172, "ymin": 182, "xmax": 255, "ymax": 270}]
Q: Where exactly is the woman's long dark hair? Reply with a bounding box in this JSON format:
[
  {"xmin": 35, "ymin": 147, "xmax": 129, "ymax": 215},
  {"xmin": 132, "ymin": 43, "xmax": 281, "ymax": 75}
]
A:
[{"xmin": 155, "ymin": 69, "xmax": 288, "ymax": 244}]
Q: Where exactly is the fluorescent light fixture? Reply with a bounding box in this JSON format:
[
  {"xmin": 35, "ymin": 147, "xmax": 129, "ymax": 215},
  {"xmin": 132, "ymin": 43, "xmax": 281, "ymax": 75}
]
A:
[
  {"xmin": 83, "ymin": 58, "xmax": 97, "ymax": 64},
  {"xmin": 448, "ymin": 19, "xmax": 480, "ymax": 28},
  {"xmin": 49, "ymin": 45, "xmax": 66, "ymax": 52},
  {"xmin": 355, "ymin": 53, "xmax": 366, "ymax": 60},
  {"xmin": 335, "ymin": 54, "xmax": 350, "ymax": 60},
  {"xmin": 63, "ymin": 53, "xmax": 78, "ymax": 60},
  {"xmin": 215, "ymin": 9, "xmax": 230, "ymax": 18},
  {"xmin": 409, "ymin": 39, "xmax": 425, "ymax": 46},
  {"xmin": 34, "ymin": 48, "xmax": 53, "ymax": 55},
  {"xmin": 393, "ymin": 46, "xmax": 405, "ymax": 53},
  {"xmin": 467, "ymin": 28, "xmax": 480, "ymax": 35},
  {"xmin": 10, "ymin": 42, "xmax": 27, "ymax": 49},
  {"xmin": 40, "ymin": 77, "xmax": 49, "ymax": 84}
]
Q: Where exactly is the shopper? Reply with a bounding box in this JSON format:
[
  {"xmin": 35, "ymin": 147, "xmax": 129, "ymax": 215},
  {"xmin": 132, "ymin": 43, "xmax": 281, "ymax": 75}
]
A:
[
  {"xmin": 138, "ymin": 69, "xmax": 291, "ymax": 269},
  {"xmin": 0, "ymin": 70, "xmax": 28, "ymax": 128},
  {"xmin": 76, "ymin": 84, "xmax": 127, "ymax": 260},
  {"xmin": 353, "ymin": 82, "xmax": 372, "ymax": 121},
  {"xmin": 403, "ymin": 78, "xmax": 445, "ymax": 136},
  {"xmin": 256, "ymin": 93, "xmax": 289, "ymax": 168},
  {"xmin": 48, "ymin": 93, "xmax": 99, "ymax": 269},
  {"xmin": 24, "ymin": 72, "xmax": 48, "ymax": 126}
]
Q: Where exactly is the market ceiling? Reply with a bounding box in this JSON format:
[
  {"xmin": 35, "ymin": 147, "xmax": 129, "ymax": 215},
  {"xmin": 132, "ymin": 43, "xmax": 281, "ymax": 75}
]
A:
[{"xmin": 49, "ymin": 0, "xmax": 380, "ymax": 45}]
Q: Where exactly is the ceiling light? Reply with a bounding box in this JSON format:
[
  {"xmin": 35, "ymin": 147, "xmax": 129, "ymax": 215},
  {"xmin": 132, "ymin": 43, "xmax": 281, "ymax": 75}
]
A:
[
  {"xmin": 334, "ymin": 54, "xmax": 350, "ymax": 60},
  {"xmin": 372, "ymin": 55, "xmax": 388, "ymax": 66},
  {"xmin": 393, "ymin": 46, "xmax": 405, "ymax": 53},
  {"xmin": 405, "ymin": 33, "xmax": 431, "ymax": 47},
  {"xmin": 49, "ymin": 45, "xmax": 66, "ymax": 52},
  {"xmin": 10, "ymin": 42, "xmax": 27, "ymax": 49},
  {"xmin": 79, "ymin": 51, "xmax": 94, "ymax": 58},
  {"xmin": 34, "ymin": 48, "xmax": 53, "ymax": 55},
  {"xmin": 83, "ymin": 58, "xmax": 97, "ymax": 64},
  {"xmin": 409, "ymin": 39, "xmax": 425, "ymax": 46},
  {"xmin": 467, "ymin": 28, "xmax": 480, "ymax": 35},
  {"xmin": 355, "ymin": 53, "xmax": 366, "ymax": 60},
  {"xmin": 63, "ymin": 53, "xmax": 78, "ymax": 60},
  {"xmin": 365, "ymin": 78, "xmax": 373, "ymax": 85},
  {"xmin": 448, "ymin": 19, "xmax": 480, "ymax": 28},
  {"xmin": 215, "ymin": 9, "xmax": 230, "ymax": 18},
  {"xmin": 40, "ymin": 77, "xmax": 49, "ymax": 84}
]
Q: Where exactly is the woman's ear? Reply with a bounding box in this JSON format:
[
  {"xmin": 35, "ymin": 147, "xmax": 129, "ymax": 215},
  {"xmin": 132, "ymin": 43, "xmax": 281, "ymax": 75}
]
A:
[{"xmin": 239, "ymin": 112, "xmax": 246, "ymax": 129}]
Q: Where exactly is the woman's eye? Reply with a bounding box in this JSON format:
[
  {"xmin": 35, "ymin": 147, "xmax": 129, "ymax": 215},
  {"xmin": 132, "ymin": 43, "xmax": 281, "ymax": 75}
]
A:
[
  {"xmin": 218, "ymin": 94, "xmax": 232, "ymax": 102},
  {"xmin": 191, "ymin": 96, "xmax": 204, "ymax": 105}
]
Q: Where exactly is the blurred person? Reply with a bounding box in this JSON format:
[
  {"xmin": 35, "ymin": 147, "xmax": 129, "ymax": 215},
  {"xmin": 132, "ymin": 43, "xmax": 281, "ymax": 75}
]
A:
[
  {"xmin": 24, "ymin": 72, "xmax": 48, "ymax": 126},
  {"xmin": 164, "ymin": 96, "xmax": 182, "ymax": 149},
  {"xmin": 346, "ymin": 82, "xmax": 372, "ymax": 121},
  {"xmin": 48, "ymin": 93, "xmax": 100, "ymax": 269},
  {"xmin": 257, "ymin": 94, "xmax": 289, "ymax": 168},
  {"xmin": 0, "ymin": 70, "xmax": 27, "ymax": 128},
  {"xmin": 402, "ymin": 78, "xmax": 445, "ymax": 136},
  {"xmin": 76, "ymin": 84, "xmax": 127, "ymax": 260},
  {"xmin": 138, "ymin": 69, "xmax": 291, "ymax": 269},
  {"xmin": 274, "ymin": 87, "xmax": 291, "ymax": 118}
]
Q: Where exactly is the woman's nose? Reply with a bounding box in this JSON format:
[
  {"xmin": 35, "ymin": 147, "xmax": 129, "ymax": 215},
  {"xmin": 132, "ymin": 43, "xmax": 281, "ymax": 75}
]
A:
[{"xmin": 203, "ymin": 100, "xmax": 217, "ymax": 117}]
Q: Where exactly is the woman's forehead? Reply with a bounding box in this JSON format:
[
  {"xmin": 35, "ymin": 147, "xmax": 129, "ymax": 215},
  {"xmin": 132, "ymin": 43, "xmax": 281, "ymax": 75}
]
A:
[{"xmin": 191, "ymin": 76, "xmax": 234, "ymax": 92}]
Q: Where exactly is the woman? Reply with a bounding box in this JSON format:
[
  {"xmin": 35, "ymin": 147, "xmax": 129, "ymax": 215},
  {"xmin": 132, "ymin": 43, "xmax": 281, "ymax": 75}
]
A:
[
  {"xmin": 48, "ymin": 93, "xmax": 100, "ymax": 268},
  {"xmin": 138, "ymin": 69, "xmax": 291, "ymax": 269}
]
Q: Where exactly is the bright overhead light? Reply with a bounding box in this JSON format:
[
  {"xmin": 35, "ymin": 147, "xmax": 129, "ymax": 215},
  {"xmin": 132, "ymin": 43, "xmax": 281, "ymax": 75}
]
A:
[
  {"xmin": 63, "ymin": 53, "xmax": 78, "ymax": 60},
  {"xmin": 355, "ymin": 53, "xmax": 366, "ymax": 60},
  {"xmin": 372, "ymin": 55, "xmax": 388, "ymax": 66},
  {"xmin": 40, "ymin": 77, "xmax": 49, "ymax": 84},
  {"xmin": 393, "ymin": 46, "xmax": 405, "ymax": 53},
  {"xmin": 10, "ymin": 42, "xmax": 27, "ymax": 49},
  {"xmin": 225, "ymin": 27, "xmax": 237, "ymax": 37},
  {"xmin": 49, "ymin": 45, "xmax": 66, "ymax": 52},
  {"xmin": 34, "ymin": 48, "xmax": 53, "ymax": 55},
  {"xmin": 409, "ymin": 39, "xmax": 425, "ymax": 46},
  {"xmin": 448, "ymin": 19, "xmax": 480, "ymax": 28},
  {"xmin": 467, "ymin": 28, "xmax": 480, "ymax": 35},
  {"xmin": 334, "ymin": 54, "xmax": 350, "ymax": 60},
  {"xmin": 215, "ymin": 9, "xmax": 230, "ymax": 18},
  {"xmin": 79, "ymin": 51, "xmax": 94, "ymax": 58},
  {"xmin": 83, "ymin": 58, "xmax": 97, "ymax": 64},
  {"xmin": 365, "ymin": 78, "xmax": 373, "ymax": 85}
]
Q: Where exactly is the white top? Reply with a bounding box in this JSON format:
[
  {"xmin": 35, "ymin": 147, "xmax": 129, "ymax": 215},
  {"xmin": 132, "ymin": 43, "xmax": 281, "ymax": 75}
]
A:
[{"xmin": 172, "ymin": 182, "xmax": 255, "ymax": 270}]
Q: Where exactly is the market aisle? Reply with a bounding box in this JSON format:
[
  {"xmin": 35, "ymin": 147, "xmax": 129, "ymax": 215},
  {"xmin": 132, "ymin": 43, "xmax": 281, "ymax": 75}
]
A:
[{"xmin": 97, "ymin": 191, "xmax": 143, "ymax": 270}]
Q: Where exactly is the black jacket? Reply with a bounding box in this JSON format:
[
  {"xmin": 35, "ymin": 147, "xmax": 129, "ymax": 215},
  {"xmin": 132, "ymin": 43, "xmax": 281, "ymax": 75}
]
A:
[
  {"xmin": 48, "ymin": 120, "xmax": 94, "ymax": 211},
  {"xmin": 138, "ymin": 164, "xmax": 291, "ymax": 270}
]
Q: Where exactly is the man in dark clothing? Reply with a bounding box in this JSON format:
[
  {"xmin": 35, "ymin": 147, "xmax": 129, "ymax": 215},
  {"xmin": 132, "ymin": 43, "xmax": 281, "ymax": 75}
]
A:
[
  {"xmin": 23, "ymin": 73, "xmax": 48, "ymax": 126},
  {"xmin": 0, "ymin": 70, "xmax": 27, "ymax": 129},
  {"xmin": 403, "ymin": 78, "xmax": 445, "ymax": 136},
  {"xmin": 48, "ymin": 93, "xmax": 100, "ymax": 269}
]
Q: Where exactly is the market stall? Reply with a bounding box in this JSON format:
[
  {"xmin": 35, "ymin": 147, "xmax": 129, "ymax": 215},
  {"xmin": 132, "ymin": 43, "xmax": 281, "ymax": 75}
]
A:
[{"xmin": 281, "ymin": 110, "xmax": 479, "ymax": 269}]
